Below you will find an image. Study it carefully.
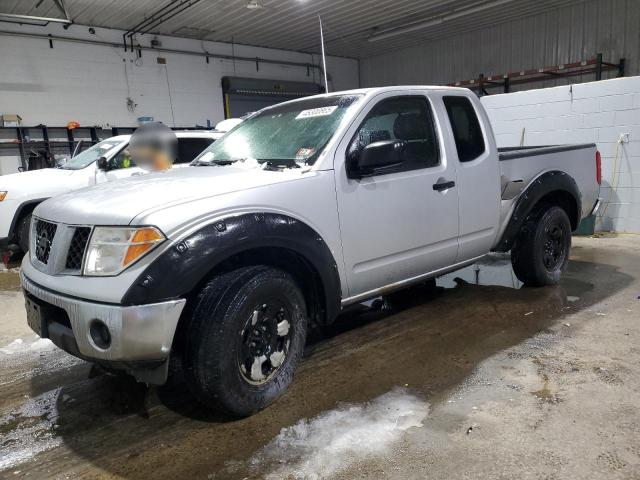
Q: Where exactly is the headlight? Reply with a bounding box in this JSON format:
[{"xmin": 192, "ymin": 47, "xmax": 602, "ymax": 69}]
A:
[
  {"xmin": 0, "ymin": 191, "xmax": 7, "ymax": 201},
  {"xmin": 83, "ymin": 226, "xmax": 165, "ymax": 276}
]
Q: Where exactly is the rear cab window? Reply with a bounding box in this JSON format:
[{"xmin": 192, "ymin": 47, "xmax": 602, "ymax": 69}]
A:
[{"xmin": 443, "ymin": 96, "xmax": 486, "ymax": 162}]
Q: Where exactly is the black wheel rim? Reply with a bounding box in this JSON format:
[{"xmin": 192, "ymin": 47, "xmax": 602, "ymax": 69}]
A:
[
  {"xmin": 238, "ymin": 301, "xmax": 292, "ymax": 385},
  {"xmin": 542, "ymin": 222, "xmax": 567, "ymax": 271}
]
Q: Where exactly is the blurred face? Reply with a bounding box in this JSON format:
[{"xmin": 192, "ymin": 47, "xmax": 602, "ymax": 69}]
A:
[
  {"xmin": 129, "ymin": 146, "xmax": 171, "ymax": 170},
  {"xmin": 129, "ymin": 122, "xmax": 177, "ymax": 171}
]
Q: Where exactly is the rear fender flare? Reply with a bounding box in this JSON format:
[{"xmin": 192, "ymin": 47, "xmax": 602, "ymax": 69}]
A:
[{"xmin": 494, "ymin": 171, "xmax": 581, "ymax": 252}]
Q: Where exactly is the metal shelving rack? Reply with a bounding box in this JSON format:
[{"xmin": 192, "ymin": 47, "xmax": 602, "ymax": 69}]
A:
[
  {"xmin": 0, "ymin": 125, "xmax": 133, "ymax": 171},
  {"xmin": 0, "ymin": 125, "xmax": 211, "ymax": 171},
  {"xmin": 449, "ymin": 53, "xmax": 626, "ymax": 96}
]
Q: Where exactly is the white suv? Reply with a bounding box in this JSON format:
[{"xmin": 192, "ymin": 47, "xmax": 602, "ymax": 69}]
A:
[{"xmin": 0, "ymin": 130, "xmax": 225, "ymax": 253}]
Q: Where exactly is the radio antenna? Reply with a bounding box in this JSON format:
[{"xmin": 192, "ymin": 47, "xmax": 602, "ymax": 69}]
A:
[{"xmin": 318, "ymin": 15, "xmax": 329, "ymax": 93}]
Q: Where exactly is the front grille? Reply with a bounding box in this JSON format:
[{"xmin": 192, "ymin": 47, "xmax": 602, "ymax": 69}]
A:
[
  {"xmin": 65, "ymin": 227, "xmax": 91, "ymax": 270},
  {"xmin": 34, "ymin": 219, "xmax": 57, "ymax": 264}
]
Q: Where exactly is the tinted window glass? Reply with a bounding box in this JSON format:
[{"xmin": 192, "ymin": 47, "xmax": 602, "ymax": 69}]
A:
[
  {"xmin": 176, "ymin": 138, "xmax": 215, "ymax": 164},
  {"xmin": 110, "ymin": 148, "xmax": 133, "ymax": 170},
  {"xmin": 349, "ymin": 96, "xmax": 439, "ymax": 174},
  {"xmin": 443, "ymin": 96, "xmax": 485, "ymax": 162}
]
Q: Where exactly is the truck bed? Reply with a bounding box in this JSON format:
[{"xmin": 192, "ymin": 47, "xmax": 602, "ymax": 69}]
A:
[
  {"xmin": 498, "ymin": 144, "xmax": 596, "ymax": 161},
  {"xmin": 497, "ymin": 143, "xmax": 600, "ymax": 238}
]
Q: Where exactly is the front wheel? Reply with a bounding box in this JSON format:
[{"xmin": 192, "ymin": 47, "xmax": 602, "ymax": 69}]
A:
[
  {"xmin": 183, "ymin": 266, "xmax": 307, "ymax": 417},
  {"xmin": 16, "ymin": 212, "xmax": 32, "ymax": 254},
  {"xmin": 511, "ymin": 206, "xmax": 572, "ymax": 287}
]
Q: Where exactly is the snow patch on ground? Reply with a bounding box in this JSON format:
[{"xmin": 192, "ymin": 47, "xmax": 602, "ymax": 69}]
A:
[
  {"xmin": 0, "ymin": 336, "xmax": 81, "ymax": 388},
  {"xmin": 250, "ymin": 388, "xmax": 429, "ymax": 480},
  {"xmin": 0, "ymin": 388, "xmax": 62, "ymax": 471},
  {"xmin": 0, "ymin": 336, "xmax": 55, "ymax": 355},
  {"xmin": 0, "ymin": 265, "xmax": 20, "ymax": 273}
]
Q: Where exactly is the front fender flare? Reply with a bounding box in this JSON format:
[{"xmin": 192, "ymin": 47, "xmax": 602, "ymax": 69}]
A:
[{"xmin": 121, "ymin": 212, "xmax": 342, "ymax": 322}]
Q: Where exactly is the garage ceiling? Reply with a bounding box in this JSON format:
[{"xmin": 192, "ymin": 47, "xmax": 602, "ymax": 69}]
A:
[{"xmin": 1, "ymin": 0, "xmax": 589, "ymax": 58}]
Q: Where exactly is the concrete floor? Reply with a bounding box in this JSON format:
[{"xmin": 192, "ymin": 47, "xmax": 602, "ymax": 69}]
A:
[{"xmin": 0, "ymin": 235, "xmax": 639, "ymax": 479}]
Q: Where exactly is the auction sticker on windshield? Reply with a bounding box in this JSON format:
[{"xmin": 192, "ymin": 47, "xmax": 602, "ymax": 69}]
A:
[
  {"xmin": 295, "ymin": 106, "xmax": 338, "ymax": 119},
  {"xmin": 295, "ymin": 147, "xmax": 316, "ymax": 161}
]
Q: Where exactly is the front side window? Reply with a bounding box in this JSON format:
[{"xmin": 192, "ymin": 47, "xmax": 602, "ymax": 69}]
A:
[
  {"xmin": 109, "ymin": 148, "xmax": 134, "ymax": 170},
  {"xmin": 443, "ymin": 96, "xmax": 486, "ymax": 162},
  {"xmin": 192, "ymin": 95, "xmax": 362, "ymax": 167},
  {"xmin": 61, "ymin": 139, "xmax": 124, "ymax": 170},
  {"xmin": 348, "ymin": 96, "xmax": 440, "ymax": 175}
]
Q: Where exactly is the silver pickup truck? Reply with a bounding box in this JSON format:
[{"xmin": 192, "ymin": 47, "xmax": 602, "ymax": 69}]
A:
[{"xmin": 20, "ymin": 86, "xmax": 601, "ymax": 416}]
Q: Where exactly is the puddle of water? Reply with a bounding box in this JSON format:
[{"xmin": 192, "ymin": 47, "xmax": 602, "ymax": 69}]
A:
[
  {"xmin": 437, "ymin": 253, "xmax": 523, "ymax": 289},
  {"xmin": 244, "ymin": 388, "xmax": 429, "ymax": 480}
]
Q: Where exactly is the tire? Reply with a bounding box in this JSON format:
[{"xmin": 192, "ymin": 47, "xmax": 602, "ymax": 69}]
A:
[
  {"xmin": 16, "ymin": 212, "xmax": 32, "ymax": 254},
  {"xmin": 183, "ymin": 266, "xmax": 307, "ymax": 417},
  {"xmin": 511, "ymin": 205, "xmax": 572, "ymax": 287}
]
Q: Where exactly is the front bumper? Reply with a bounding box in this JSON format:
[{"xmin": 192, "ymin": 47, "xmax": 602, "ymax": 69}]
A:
[{"xmin": 21, "ymin": 272, "xmax": 186, "ymax": 364}]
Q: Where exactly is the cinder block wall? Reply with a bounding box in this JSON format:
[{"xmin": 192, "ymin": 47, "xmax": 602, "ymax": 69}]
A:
[{"xmin": 482, "ymin": 76, "xmax": 640, "ymax": 233}]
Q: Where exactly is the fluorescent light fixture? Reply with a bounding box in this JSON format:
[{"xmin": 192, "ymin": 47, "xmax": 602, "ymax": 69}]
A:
[
  {"xmin": 0, "ymin": 12, "xmax": 72, "ymax": 24},
  {"xmin": 368, "ymin": 0, "xmax": 514, "ymax": 42}
]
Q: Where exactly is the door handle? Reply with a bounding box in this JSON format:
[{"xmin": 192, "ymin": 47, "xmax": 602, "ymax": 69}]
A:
[{"xmin": 433, "ymin": 180, "xmax": 455, "ymax": 191}]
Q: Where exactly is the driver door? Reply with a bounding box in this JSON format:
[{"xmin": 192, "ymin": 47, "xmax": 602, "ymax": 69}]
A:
[{"xmin": 334, "ymin": 93, "xmax": 460, "ymax": 298}]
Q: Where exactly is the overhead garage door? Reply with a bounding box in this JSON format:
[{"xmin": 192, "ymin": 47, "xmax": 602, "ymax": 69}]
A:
[{"xmin": 221, "ymin": 76, "xmax": 324, "ymax": 118}]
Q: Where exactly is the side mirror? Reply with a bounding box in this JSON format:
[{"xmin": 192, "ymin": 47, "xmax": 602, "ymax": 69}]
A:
[
  {"xmin": 96, "ymin": 156, "xmax": 109, "ymax": 171},
  {"xmin": 349, "ymin": 140, "xmax": 406, "ymax": 178}
]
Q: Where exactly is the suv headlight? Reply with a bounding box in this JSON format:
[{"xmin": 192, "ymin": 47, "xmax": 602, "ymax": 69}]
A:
[{"xmin": 84, "ymin": 226, "xmax": 165, "ymax": 276}]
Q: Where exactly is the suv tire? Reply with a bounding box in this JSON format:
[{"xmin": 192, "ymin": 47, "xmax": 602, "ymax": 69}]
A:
[
  {"xmin": 511, "ymin": 205, "xmax": 572, "ymax": 287},
  {"xmin": 183, "ymin": 266, "xmax": 307, "ymax": 416},
  {"xmin": 16, "ymin": 212, "xmax": 32, "ymax": 254}
]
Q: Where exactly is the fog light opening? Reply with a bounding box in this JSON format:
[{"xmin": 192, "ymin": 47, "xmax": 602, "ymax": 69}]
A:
[{"xmin": 90, "ymin": 320, "xmax": 111, "ymax": 350}]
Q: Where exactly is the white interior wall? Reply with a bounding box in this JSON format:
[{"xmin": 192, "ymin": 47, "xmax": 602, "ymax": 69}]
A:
[
  {"xmin": 0, "ymin": 22, "xmax": 359, "ymax": 128},
  {"xmin": 482, "ymin": 76, "xmax": 640, "ymax": 233}
]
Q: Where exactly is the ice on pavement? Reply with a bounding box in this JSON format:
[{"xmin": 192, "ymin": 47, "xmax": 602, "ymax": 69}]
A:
[
  {"xmin": 250, "ymin": 388, "xmax": 429, "ymax": 480},
  {"xmin": 0, "ymin": 388, "xmax": 62, "ymax": 471}
]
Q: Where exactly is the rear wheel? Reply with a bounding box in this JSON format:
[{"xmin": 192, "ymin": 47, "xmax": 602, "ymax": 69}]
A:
[
  {"xmin": 511, "ymin": 205, "xmax": 572, "ymax": 286},
  {"xmin": 183, "ymin": 266, "xmax": 307, "ymax": 416},
  {"xmin": 16, "ymin": 212, "xmax": 32, "ymax": 254}
]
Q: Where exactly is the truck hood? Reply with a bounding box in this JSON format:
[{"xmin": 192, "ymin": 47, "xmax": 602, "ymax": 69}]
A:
[
  {"xmin": 35, "ymin": 164, "xmax": 306, "ymax": 226},
  {"xmin": 1, "ymin": 168, "xmax": 80, "ymax": 201}
]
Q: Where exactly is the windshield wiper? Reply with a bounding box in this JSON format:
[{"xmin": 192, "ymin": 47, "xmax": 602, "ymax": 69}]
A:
[
  {"xmin": 192, "ymin": 158, "xmax": 241, "ymax": 166},
  {"xmin": 262, "ymin": 159, "xmax": 300, "ymax": 170},
  {"xmin": 192, "ymin": 158, "xmax": 301, "ymax": 169}
]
